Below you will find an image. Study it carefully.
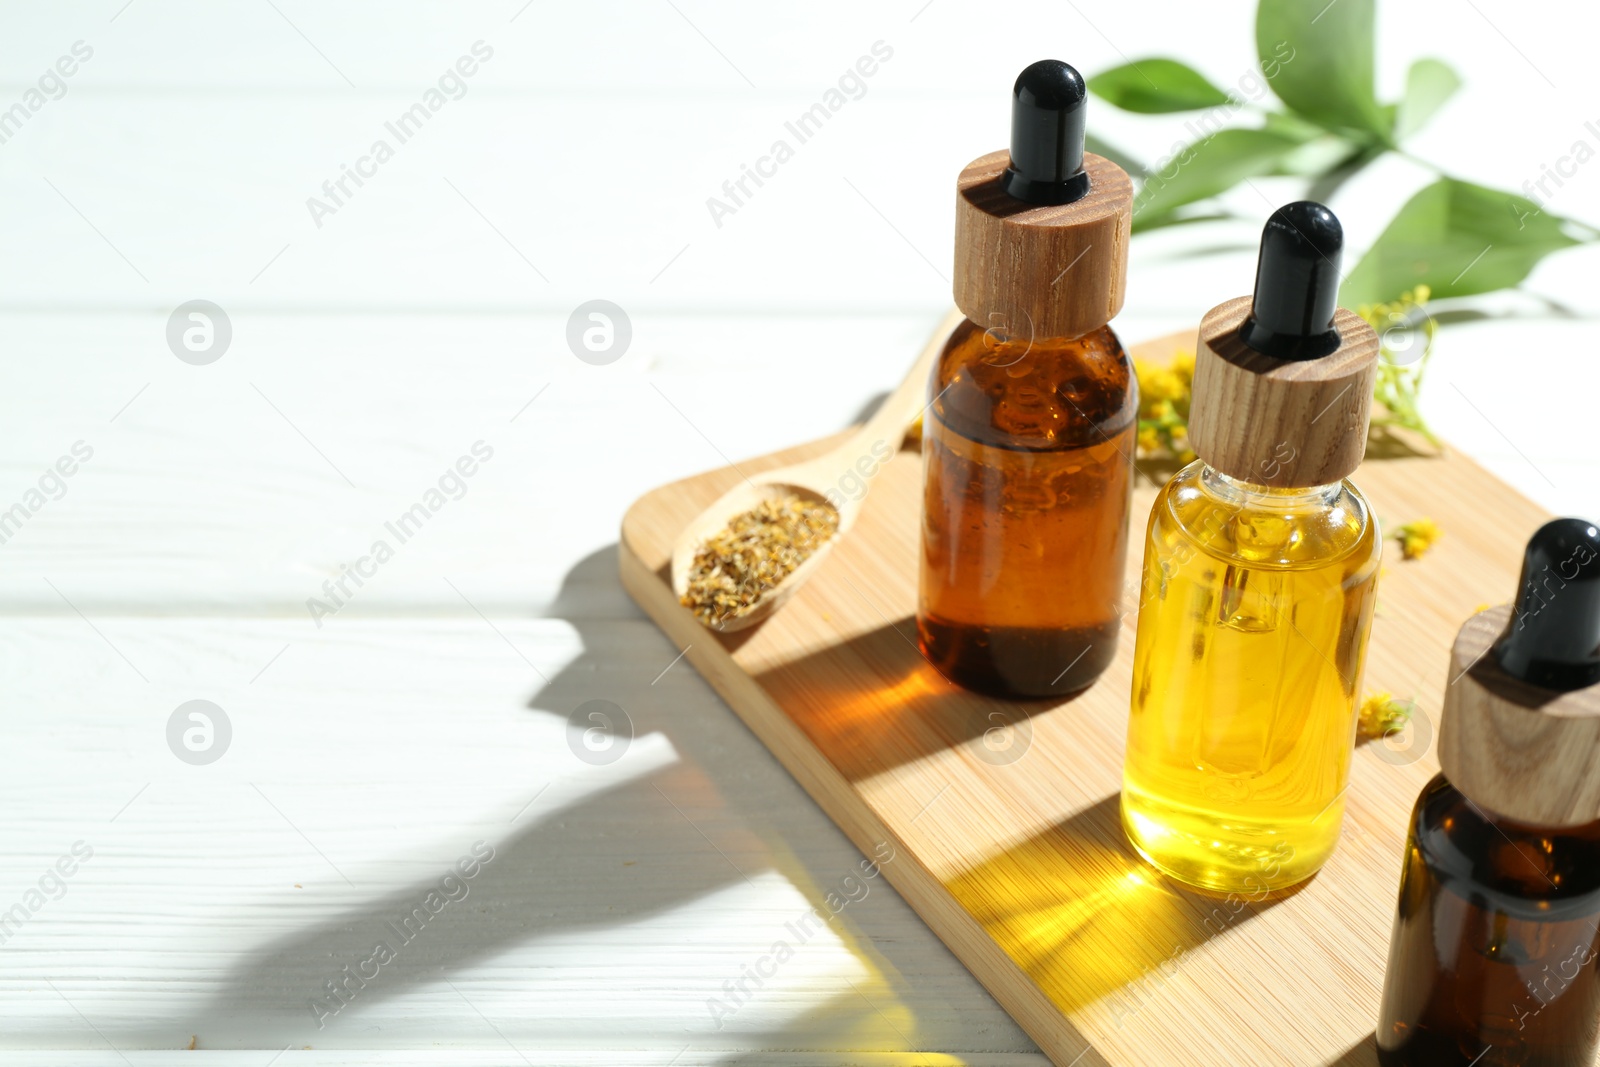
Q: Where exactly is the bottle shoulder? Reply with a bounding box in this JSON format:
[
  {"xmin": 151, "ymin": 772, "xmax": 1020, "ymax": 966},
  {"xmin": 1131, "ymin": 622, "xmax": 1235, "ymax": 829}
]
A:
[
  {"xmin": 1149, "ymin": 460, "xmax": 1380, "ymax": 571},
  {"xmin": 928, "ymin": 317, "xmax": 1136, "ymax": 451},
  {"xmin": 1412, "ymin": 773, "xmax": 1600, "ymax": 920}
]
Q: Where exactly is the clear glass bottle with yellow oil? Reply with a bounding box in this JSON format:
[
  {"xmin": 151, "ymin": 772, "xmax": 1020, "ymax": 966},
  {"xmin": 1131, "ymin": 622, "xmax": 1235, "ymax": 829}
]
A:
[{"xmin": 1120, "ymin": 202, "xmax": 1382, "ymax": 892}]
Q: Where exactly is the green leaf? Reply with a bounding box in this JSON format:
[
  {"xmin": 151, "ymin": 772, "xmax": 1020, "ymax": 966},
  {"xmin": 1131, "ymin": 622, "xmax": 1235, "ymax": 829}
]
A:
[
  {"xmin": 1341, "ymin": 178, "xmax": 1584, "ymax": 306},
  {"xmin": 1259, "ymin": 109, "xmax": 1370, "ymax": 177},
  {"xmin": 1088, "ymin": 58, "xmax": 1232, "ymax": 113},
  {"xmin": 1260, "ymin": 109, "xmax": 1327, "ymax": 142},
  {"xmin": 1393, "ymin": 58, "xmax": 1462, "ymax": 141},
  {"xmin": 1132, "ymin": 128, "xmax": 1306, "ymax": 229},
  {"xmin": 1256, "ymin": 0, "xmax": 1391, "ymax": 141}
]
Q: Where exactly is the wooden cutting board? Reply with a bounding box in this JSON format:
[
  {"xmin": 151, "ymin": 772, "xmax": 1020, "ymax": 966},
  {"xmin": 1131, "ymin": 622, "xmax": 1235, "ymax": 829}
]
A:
[{"xmin": 619, "ymin": 320, "xmax": 1548, "ymax": 1067}]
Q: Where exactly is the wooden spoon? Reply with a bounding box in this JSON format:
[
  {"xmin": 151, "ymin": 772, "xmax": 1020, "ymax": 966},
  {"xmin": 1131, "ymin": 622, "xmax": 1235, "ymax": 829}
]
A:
[{"xmin": 671, "ymin": 308, "xmax": 963, "ymax": 633}]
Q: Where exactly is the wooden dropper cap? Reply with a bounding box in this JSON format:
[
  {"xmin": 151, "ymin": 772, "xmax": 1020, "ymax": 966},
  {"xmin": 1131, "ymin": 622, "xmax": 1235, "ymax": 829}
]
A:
[
  {"xmin": 1438, "ymin": 518, "xmax": 1600, "ymax": 827},
  {"xmin": 952, "ymin": 60, "xmax": 1132, "ymax": 341},
  {"xmin": 1186, "ymin": 203, "xmax": 1381, "ymax": 488}
]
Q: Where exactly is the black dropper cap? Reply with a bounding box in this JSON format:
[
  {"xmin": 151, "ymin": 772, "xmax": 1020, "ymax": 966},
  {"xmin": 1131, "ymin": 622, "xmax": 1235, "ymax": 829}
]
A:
[
  {"xmin": 1494, "ymin": 518, "xmax": 1600, "ymax": 690},
  {"xmin": 1239, "ymin": 201, "xmax": 1344, "ymax": 360},
  {"xmin": 1000, "ymin": 60, "xmax": 1091, "ymax": 206}
]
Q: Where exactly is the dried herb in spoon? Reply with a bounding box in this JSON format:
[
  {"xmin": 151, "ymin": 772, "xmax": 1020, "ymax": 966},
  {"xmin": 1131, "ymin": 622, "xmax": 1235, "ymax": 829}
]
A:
[{"xmin": 681, "ymin": 495, "xmax": 840, "ymax": 626}]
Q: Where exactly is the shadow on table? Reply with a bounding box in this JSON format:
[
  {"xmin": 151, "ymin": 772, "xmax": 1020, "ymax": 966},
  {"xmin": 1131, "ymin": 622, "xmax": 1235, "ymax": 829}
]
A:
[
  {"xmin": 943, "ymin": 793, "xmax": 1297, "ymax": 1018},
  {"xmin": 704, "ymin": 991, "xmax": 1081, "ymax": 1067},
  {"xmin": 192, "ymin": 767, "xmax": 747, "ymax": 1046},
  {"xmin": 192, "ymin": 544, "xmax": 1011, "ymax": 1055},
  {"xmin": 753, "ymin": 617, "xmax": 1100, "ymax": 783},
  {"xmin": 702, "ymin": 795, "xmax": 1298, "ymax": 1064},
  {"xmin": 1329, "ymin": 1032, "xmax": 1380, "ymax": 1065}
]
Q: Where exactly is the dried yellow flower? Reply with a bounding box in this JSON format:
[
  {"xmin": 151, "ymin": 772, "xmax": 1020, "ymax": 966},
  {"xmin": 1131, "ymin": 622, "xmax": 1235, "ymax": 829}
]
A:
[
  {"xmin": 1140, "ymin": 368, "xmax": 1186, "ymax": 404},
  {"xmin": 1170, "ymin": 350, "xmax": 1196, "ymax": 383},
  {"xmin": 680, "ymin": 494, "xmax": 840, "ymax": 626},
  {"xmin": 1359, "ymin": 691, "xmax": 1415, "ymax": 740},
  {"xmin": 1133, "ymin": 352, "xmax": 1194, "ymax": 460},
  {"xmin": 1395, "ymin": 517, "xmax": 1442, "ymax": 560}
]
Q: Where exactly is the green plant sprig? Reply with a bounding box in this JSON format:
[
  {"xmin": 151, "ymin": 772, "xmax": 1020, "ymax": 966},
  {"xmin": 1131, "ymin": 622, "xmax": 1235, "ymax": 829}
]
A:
[
  {"xmin": 1088, "ymin": 0, "xmax": 1595, "ymax": 310},
  {"xmin": 1359, "ymin": 286, "xmax": 1439, "ymax": 446}
]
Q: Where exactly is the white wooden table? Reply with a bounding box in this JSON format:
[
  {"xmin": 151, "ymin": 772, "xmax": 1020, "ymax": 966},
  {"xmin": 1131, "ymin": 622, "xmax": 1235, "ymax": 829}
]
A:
[{"xmin": 1, "ymin": 1, "xmax": 1595, "ymax": 1062}]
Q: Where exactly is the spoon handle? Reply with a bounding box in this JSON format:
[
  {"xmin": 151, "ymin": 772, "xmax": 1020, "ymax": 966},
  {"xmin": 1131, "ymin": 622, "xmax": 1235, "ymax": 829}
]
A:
[{"xmin": 852, "ymin": 308, "xmax": 965, "ymax": 455}]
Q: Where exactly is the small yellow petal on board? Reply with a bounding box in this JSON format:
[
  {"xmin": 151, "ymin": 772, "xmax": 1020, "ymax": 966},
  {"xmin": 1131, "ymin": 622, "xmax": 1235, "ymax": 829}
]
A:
[
  {"xmin": 1395, "ymin": 517, "xmax": 1442, "ymax": 560},
  {"xmin": 1359, "ymin": 691, "xmax": 1415, "ymax": 740}
]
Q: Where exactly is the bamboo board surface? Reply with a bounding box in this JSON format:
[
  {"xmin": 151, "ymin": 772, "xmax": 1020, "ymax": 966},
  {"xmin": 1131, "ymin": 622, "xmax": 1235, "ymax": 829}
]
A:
[{"xmin": 618, "ymin": 323, "xmax": 1551, "ymax": 1067}]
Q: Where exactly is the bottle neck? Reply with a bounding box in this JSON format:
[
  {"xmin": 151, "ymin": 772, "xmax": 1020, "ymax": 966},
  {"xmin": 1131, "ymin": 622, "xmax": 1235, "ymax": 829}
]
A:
[{"xmin": 1200, "ymin": 463, "xmax": 1341, "ymax": 509}]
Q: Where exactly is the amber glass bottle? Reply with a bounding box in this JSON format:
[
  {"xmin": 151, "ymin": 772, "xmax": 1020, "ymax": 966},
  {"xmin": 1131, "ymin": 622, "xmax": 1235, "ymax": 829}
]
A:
[
  {"xmin": 917, "ymin": 59, "xmax": 1135, "ymax": 698},
  {"xmin": 1378, "ymin": 517, "xmax": 1600, "ymax": 1066},
  {"xmin": 920, "ymin": 319, "xmax": 1135, "ymax": 697},
  {"xmin": 1379, "ymin": 775, "xmax": 1600, "ymax": 1066}
]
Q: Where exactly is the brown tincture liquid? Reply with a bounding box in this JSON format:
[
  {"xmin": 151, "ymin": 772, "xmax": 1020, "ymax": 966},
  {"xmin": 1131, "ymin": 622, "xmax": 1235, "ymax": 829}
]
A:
[
  {"xmin": 1378, "ymin": 773, "xmax": 1600, "ymax": 1066},
  {"xmin": 918, "ymin": 317, "xmax": 1136, "ymax": 698}
]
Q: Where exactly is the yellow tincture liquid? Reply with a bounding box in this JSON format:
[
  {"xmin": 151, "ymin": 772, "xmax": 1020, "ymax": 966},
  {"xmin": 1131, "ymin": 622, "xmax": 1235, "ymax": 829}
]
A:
[{"xmin": 1121, "ymin": 460, "xmax": 1380, "ymax": 892}]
